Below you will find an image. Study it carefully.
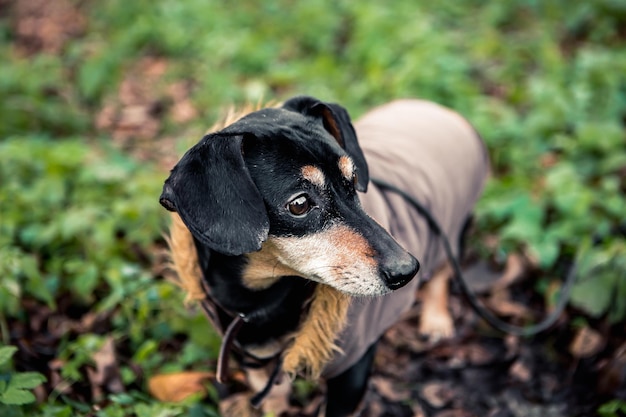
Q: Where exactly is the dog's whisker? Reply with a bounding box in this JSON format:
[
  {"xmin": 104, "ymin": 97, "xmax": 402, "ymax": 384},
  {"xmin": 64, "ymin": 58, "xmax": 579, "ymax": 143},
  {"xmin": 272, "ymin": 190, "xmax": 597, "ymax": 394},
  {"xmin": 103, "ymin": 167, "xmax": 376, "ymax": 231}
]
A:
[{"xmin": 306, "ymin": 265, "xmax": 345, "ymax": 273}]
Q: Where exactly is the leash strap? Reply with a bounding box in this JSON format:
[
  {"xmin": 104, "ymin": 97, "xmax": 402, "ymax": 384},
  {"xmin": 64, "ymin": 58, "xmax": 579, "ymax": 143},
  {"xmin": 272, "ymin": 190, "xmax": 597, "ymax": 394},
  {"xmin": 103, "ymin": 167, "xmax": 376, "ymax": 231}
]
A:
[
  {"xmin": 370, "ymin": 177, "xmax": 578, "ymax": 337},
  {"xmin": 216, "ymin": 314, "xmax": 245, "ymax": 384}
]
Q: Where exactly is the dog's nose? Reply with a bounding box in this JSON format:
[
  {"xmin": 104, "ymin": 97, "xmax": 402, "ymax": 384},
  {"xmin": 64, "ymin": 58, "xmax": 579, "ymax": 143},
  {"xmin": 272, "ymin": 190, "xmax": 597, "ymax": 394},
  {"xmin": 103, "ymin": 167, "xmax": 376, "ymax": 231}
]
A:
[{"xmin": 380, "ymin": 254, "xmax": 419, "ymax": 290}]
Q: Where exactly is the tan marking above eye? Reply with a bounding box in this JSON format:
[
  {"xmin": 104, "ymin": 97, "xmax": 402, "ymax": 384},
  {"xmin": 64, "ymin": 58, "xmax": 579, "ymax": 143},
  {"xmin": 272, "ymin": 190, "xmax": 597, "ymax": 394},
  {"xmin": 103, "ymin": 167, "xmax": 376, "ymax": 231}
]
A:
[
  {"xmin": 301, "ymin": 165, "xmax": 326, "ymax": 188},
  {"xmin": 338, "ymin": 155, "xmax": 355, "ymax": 181}
]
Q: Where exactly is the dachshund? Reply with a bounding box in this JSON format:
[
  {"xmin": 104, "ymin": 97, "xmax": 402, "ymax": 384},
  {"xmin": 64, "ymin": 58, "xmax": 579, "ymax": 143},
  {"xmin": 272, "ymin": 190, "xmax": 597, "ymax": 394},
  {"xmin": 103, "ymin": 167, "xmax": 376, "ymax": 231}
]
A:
[{"xmin": 160, "ymin": 96, "xmax": 489, "ymax": 416}]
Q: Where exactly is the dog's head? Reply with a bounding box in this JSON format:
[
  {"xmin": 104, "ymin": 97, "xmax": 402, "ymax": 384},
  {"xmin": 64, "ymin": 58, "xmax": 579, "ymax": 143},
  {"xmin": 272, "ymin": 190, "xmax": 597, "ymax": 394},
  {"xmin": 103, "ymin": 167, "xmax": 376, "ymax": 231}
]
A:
[{"xmin": 160, "ymin": 96, "xmax": 419, "ymax": 296}]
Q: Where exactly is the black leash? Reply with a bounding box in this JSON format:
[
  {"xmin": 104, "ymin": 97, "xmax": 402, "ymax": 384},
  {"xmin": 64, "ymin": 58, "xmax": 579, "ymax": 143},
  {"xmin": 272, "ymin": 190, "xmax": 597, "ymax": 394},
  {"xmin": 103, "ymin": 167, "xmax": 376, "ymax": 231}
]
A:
[{"xmin": 371, "ymin": 177, "xmax": 579, "ymax": 337}]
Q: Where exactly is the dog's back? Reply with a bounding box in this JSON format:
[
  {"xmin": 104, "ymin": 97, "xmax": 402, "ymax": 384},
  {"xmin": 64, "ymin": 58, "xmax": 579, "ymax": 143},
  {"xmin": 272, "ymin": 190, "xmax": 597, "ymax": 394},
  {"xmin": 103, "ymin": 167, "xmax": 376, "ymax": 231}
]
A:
[{"xmin": 323, "ymin": 99, "xmax": 489, "ymax": 377}]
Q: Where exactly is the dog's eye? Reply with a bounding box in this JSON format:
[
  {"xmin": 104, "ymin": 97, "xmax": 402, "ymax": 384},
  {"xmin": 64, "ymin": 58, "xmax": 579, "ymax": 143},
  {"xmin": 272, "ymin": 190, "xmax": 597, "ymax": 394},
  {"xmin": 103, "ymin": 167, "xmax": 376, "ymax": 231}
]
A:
[{"xmin": 287, "ymin": 194, "xmax": 312, "ymax": 217}]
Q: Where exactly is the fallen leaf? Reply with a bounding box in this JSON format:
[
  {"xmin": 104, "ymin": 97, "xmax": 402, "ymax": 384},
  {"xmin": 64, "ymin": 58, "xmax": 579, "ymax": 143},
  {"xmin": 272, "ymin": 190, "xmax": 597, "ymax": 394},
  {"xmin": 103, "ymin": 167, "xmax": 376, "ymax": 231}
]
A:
[
  {"xmin": 395, "ymin": 319, "xmax": 431, "ymax": 352},
  {"xmin": 487, "ymin": 288, "xmax": 532, "ymax": 319},
  {"xmin": 412, "ymin": 403, "xmax": 427, "ymax": 417},
  {"xmin": 48, "ymin": 359, "xmax": 72, "ymax": 396},
  {"xmin": 167, "ymin": 81, "xmax": 198, "ymax": 123},
  {"xmin": 420, "ymin": 381, "xmax": 453, "ymax": 409},
  {"xmin": 366, "ymin": 398, "xmax": 385, "ymax": 417},
  {"xmin": 492, "ymin": 253, "xmax": 527, "ymax": 292},
  {"xmin": 375, "ymin": 337, "xmax": 413, "ymax": 378},
  {"xmin": 434, "ymin": 410, "xmax": 476, "ymax": 417},
  {"xmin": 598, "ymin": 341, "xmax": 626, "ymax": 394},
  {"xmin": 95, "ymin": 338, "xmax": 123, "ymax": 389},
  {"xmin": 509, "ymin": 359, "xmax": 532, "ymax": 382},
  {"xmin": 504, "ymin": 334, "xmax": 520, "ymax": 360},
  {"xmin": 569, "ymin": 326, "xmax": 604, "ymax": 358},
  {"xmin": 148, "ymin": 371, "xmax": 214, "ymax": 402},
  {"xmin": 465, "ymin": 343, "xmax": 497, "ymax": 366},
  {"xmin": 13, "ymin": 0, "xmax": 86, "ymax": 55},
  {"xmin": 371, "ymin": 376, "xmax": 410, "ymax": 402}
]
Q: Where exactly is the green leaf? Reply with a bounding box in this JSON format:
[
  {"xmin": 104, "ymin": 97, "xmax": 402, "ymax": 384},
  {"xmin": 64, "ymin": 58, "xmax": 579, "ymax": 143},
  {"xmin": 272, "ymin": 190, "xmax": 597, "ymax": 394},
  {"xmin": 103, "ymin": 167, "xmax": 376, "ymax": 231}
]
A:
[
  {"xmin": 132, "ymin": 340, "xmax": 158, "ymax": 364},
  {"xmin": 570, "ymin": 269, "xmax": 616, "ymax": 318},
  {"xmin": 609, "ymin": 270, "xmax": 626, "ymax": 323},
  {"xmin": 0, "ymin": 347, "xmax": 17, "ymax": 367},
  {"xmin": 38, "ymin": 404, "xmax": 74, "ymax": 417},
  {"xmin": 78, "ymin": 54, "xmax": 115, "ymax": 102},
  {"xmin": 598, "ymin": 399, "xmax": 626, "ymax": 416},
  {"xmin": 9, "ymin": 372, "xmax": 46, "ymax": 390},
  {"xmin": 528, "ymin": 236, "xmax": 560, "ymax": 269},
  {"xmin": 499, "ymin": 194, "xmax": 544, "ymax": 244},
  {"xmin": 0, "ymin": 386, "xmax": 36, "ymax": 405}
]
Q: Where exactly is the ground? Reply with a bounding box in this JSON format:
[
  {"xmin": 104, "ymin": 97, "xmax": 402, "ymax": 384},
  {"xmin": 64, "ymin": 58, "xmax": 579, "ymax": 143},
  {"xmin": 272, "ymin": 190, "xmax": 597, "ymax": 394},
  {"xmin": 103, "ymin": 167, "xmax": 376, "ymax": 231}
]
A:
[{"xmin": 2, "ymin": 0, "xmax": 625, "ymax": 416}]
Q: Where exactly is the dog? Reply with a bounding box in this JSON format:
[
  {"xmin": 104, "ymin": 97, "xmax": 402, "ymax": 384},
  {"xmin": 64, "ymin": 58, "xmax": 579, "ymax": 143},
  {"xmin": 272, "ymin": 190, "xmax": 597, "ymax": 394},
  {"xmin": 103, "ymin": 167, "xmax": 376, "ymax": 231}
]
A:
[{"xmin": 160, "ymin": 96, "xmax": 489, "ymax": 416}]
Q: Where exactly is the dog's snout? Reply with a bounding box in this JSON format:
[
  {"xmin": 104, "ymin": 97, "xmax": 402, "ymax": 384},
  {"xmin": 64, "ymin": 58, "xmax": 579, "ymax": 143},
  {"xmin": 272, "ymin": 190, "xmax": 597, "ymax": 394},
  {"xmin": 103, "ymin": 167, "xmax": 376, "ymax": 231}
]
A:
[{"xmin": 380, "ymin": 253, "xmax": 419, "ymax": 290}]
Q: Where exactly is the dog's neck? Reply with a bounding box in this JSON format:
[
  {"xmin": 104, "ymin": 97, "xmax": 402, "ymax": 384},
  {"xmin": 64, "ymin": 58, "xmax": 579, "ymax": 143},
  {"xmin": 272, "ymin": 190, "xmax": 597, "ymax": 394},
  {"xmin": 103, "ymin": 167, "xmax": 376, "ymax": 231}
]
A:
[{"xmin": 193, "ymin": 239, "xmax": 314, "ymax": 348}]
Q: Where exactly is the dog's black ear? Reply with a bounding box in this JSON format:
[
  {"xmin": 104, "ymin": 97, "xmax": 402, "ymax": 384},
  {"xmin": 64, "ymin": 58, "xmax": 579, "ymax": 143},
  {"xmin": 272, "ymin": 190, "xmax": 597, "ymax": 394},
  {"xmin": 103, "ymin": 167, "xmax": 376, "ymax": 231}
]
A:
[
  {"xmin": 283, "ymin": 96, "xmax": 369, "ymax": 192},
  {"xmin": 159, "ymin": 133, "xmax": 269, "ymax": 256}
]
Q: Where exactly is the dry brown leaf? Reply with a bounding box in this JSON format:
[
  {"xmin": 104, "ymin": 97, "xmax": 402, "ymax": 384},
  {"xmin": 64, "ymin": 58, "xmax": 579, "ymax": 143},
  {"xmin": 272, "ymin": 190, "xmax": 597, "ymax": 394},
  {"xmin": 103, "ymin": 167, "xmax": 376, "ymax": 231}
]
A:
[
  {"xmin": 49, "ymin": 359, "xmax": 72, "ymax": 396},
  {"xmin": 465, "ymin": 343, "xmax": 496, "ymax": 366},
  {"xmin": 434, "ymin": 410, "xmax": 476, "ymax": 417},
  {"xmin": 95, "ymin": 57, "xmax": 170, "ymax": 146},
  {"xmin": 167, "ymin": 82, "xmax": 198, "ymax": 123},
  {"xmin": 598, "ymin": 341, "xmax": 626, "ymax": 394},
  {"xmin": 13, "ymin": 0, "xmax": 86, "ymax": 55},
  {"xmin": 420, "ymin": 381, "xmax": 453, "ymax": 409},
  {"xmin": 487, "ymin": 288, "xmax": 531, "ymax": 319},
  {"xmin": 374, "ymin": 342, "xmax": 412, "ymax": 379},
  {"xmin": 87, "ymin": 337, "xmax": 124, "ymax": 401},
  {"xmin": 509, "ymin": 359, "xmax": 532, "ymax": 382},
  {"xmin": 569, "ymin": 326, "xmax": 605, "ymax": 358},
  {"xmin": 492, "ymin": 253, "xmax": 527, "ymax": 292},
  {"xmin": 383, "ymin": 321, "xmax": 429, "ymax": 353},
  {"xmin": 91, "ymin": 337, "xmax": 124, "ymax": 392},
  {"xmin": 367, "ymin": 398, "xmax": 385, "ymax": 417},
  {"xmin": 412, "ymin": 403, "xmax": 427, "ymax": 417},
  {"xmin": 504, "ymin": 334, "xmax": 520, "ymax": 360},
  {"xmin": 148, "ymin": 371, "xmax": 214, "ymax": 402},
  {"xmin": 488, "ymin": 298, "xmax": 531, "ymax": 318},
  {"xmin": 371, "ymin": 376, "xmax": 410, "ymax": 402}
]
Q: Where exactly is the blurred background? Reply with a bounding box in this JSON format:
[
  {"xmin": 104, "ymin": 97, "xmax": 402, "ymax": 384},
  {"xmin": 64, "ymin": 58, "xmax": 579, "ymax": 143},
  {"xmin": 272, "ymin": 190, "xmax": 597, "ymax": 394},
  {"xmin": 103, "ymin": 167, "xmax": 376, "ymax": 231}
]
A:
[{"xmin": 0, "ymin": 0, "xmax": 625, "ymax": 416}]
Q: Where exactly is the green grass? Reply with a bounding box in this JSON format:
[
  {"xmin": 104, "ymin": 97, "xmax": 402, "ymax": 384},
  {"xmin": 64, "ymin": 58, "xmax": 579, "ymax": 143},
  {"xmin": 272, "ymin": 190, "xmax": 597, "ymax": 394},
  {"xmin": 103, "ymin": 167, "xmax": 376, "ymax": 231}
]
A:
[{"xmin": 0, "ymin": 0, "xmax": 624, "ymax": 415}]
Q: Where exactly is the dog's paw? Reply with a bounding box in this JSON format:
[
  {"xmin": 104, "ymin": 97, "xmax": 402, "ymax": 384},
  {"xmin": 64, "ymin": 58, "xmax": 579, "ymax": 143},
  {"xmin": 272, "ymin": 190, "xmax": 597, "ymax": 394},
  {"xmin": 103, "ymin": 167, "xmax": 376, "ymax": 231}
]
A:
[{"xmin": 418, "ymin": 310, "xmax": 455, "ymax": 343}]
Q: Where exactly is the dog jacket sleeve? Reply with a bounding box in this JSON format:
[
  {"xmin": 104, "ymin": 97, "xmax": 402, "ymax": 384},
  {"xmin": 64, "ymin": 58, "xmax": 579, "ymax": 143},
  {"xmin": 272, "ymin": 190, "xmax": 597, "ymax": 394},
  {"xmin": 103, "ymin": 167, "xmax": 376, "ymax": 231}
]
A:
[{"xmin": 322, "ymin": 99, "xmax": 490, "ymax": 379}]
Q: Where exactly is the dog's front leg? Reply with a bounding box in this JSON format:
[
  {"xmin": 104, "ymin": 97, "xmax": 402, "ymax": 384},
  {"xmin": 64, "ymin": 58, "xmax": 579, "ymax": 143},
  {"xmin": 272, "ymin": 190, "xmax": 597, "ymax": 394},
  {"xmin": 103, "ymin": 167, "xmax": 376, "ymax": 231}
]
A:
[
  {"xmin": 324, "ymin": 342, "xmax": 377, "ymax": 417},
  {"xmin": 418, "ymin": 263, "xmax": 454, "ymax": 342}
]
